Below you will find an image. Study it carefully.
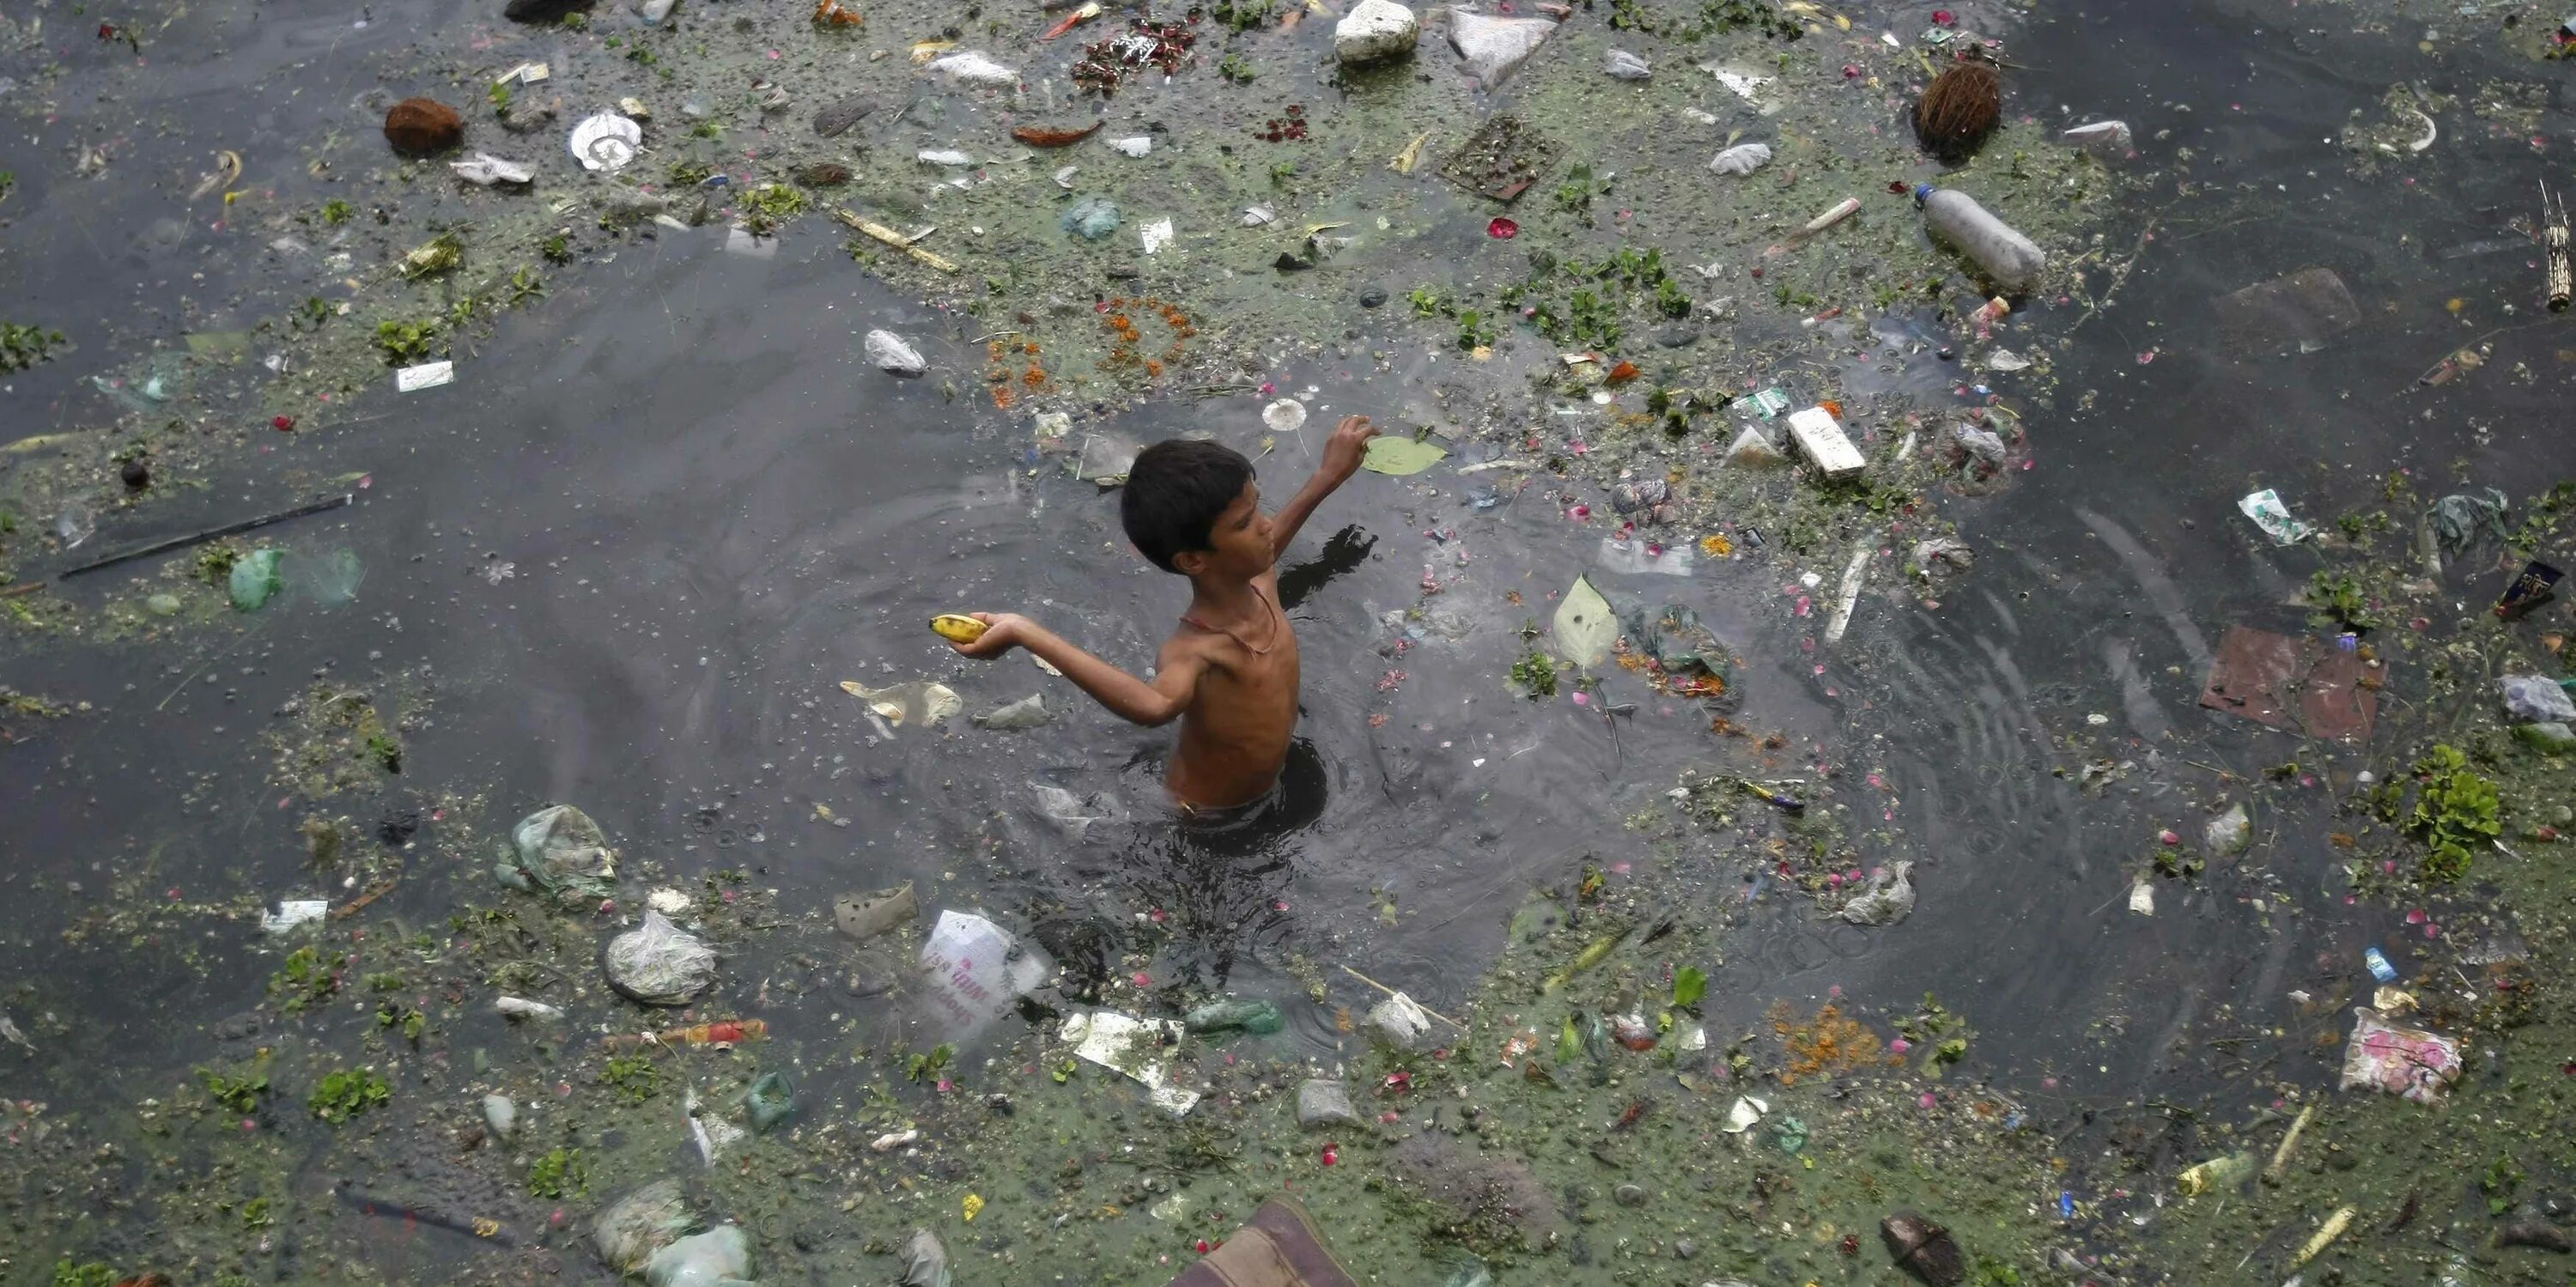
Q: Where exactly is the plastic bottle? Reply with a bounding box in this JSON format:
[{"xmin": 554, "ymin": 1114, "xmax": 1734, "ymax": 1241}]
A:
[
  {"xmin": 1914, "ymin": 185, "xmax": 2045, "ymax": 289},
  {"xmin": 2364, "ymin": 946, "xmax": 2397, "ymax": 984},
  {"xmin": 1183, "ymin": 998, "xmax": 1285, "ymax": 1035}
]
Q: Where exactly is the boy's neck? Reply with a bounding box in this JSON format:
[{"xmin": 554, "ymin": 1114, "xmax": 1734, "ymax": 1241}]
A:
[{"xmin": 1184, "ymin": 572, "xmax": 1265, "ymax": 620}]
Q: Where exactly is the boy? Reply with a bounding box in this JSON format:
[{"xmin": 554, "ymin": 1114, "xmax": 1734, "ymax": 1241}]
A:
[{"xmin": 948, "ymin": 416, "xmax": 1377, "ymax": 811}]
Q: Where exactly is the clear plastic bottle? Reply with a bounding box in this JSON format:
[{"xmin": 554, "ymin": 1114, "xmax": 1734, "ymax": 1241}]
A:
[{"xmin": 1914, "ymin": 185, "xmax": 2045, "ymax": 289}]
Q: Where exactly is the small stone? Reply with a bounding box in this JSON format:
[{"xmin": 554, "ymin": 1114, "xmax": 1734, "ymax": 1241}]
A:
[
  {"xmin": 1674, "ymin": 1239, "xmax": 1697, "ymax": 1260},
  {"xmin": 1656, "ymin": 325, "xmax": 1698, "ymax": 348},
  {"xmin": 119, "ymin": 458, "xmax": 150, "ymax": 489},
  {"xmin": 1296, "ymin": 1078, "xmax": 1358, "ymax": 1128},
  {"xmin": 1359, "ymin": 287, "xmax": 1388, "ymax": 309},
  {"xmin": 1334, "ymin": 0, "xmax": 1420, "ymax": 64},
  {"xmin": 797, "ymin": 162, "xmax": 854, "ymax": 187},
  {"xmin": 145, "ymin": 593, "xmax": 181, "ymax": 616},
  {"xmin": 1107, "ymin": 264, "xmax": 1141, "ymax": 280},
  {"xmin": 1613, "ymin": 1183, "xmax": 1646, "ymax": 1206},
  {"xmin": 384, "ymin": 97, "xmax": 465, "ymax": 155}
]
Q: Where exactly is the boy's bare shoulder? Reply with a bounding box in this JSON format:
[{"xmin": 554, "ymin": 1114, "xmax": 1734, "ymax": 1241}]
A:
[{"xmin": 1157, "ymin": 624, "xmax": 1231, "ymax": 665}]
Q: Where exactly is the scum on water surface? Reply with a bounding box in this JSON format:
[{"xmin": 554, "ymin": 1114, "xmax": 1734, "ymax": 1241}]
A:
[{"xmin": 9, "ymin": 0, "xmax": 2576, "ymax": 1284}]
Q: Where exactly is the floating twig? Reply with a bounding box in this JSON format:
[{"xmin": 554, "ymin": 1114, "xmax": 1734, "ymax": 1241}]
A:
[{"xmin": 58, "ymin": 492, "xmax": 354, "ymax": 580}]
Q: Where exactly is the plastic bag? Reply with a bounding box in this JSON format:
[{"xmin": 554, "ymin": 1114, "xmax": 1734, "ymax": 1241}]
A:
[
  {"xmin": 741, "ymin": 1071, "xmax": 794, "ymax": 1133},
  {"xmin": 229, "ymin": 548, "xmax": 284, "ymax": 610},
  {"xmin": 2205, "ymin": 803, "xmax": 2251, "ymax": 855},
  {"xmin": 1368, "ymin": 992, "xmax": 1432, "ymax": 1048},
  {"xmin": 1840, "ymin": 862, "xmax": 1916, "ymax": 926},
  {"xmin": 902, "ymin": 1229, "xmax": 951, "ymax": 1287},
  {"xmin": 2430, "ymin": 489, "xmax": 2509, "ymax": 555},
  {"xmin": 865, "ymin": 330, "xmax": 926, "ymax": 376},
  {"xmin": 972, "ymin": 695, "xmax": 1053, "ymax": 731},
  {"xmin": 2500, "ymin": 674, "xmax": 2576, "ymax": 723},
  {"xmin": 1953, "ymin": 423, "xmax": 2008, "ymax": 466},
  {"xmin": 643, "ymin": 1225, "xmax": 751, "ymax": 1287},
  {"xmin": 1709, "ymin": 142, "xmax": 1772, "ymax": 176},
  {"xmin": 501, "ymin": 804, "xmax": 617, "ymax": 897},
  {"xmin": 594, "ymin": 1179, "xmax": 695, "ymax": 1275},
  {"xmin": 300, "ymin": 548, "xmax": 366, "ymax": 608},
  {"xmin": 603, "ymin": 910, "xmax": 717, "ymax": 1006},
  {"xmin": 925, "ymin": 51, "xmax": 1019, "ymax": 87},
  {"xmin": 1060, "ymin": 195, "xmax": 1122, "ymax": 240},
  {"xmin": 1603, "ymin": 49, "xmax": 1650, "ymax": 79}
]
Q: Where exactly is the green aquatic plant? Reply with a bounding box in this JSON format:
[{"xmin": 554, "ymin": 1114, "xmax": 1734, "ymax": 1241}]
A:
[
  {"xmin": 0, "ymin": 321, "xmax": 66, "ymax": 373},
  {"xmin": 600, "ymin": 1053, "xmax": 663, "ymax": 1103},
  {"xmin": 270, "ymin": 946, "xmax": 343, "ymax": 1014},
  {"xmin": 374, "ymin": 318, "xmax": 440, "ymax": 364},
  {"xmin": 2409, "ymin": 743, "xmax": 2499, "ymax": 882},
  {"xmin": 1510, "ymin": 651, "xmax": 1558, "ymax": 698},
  {"xmin": 308, "ymin": 1066, "xmax": 389, "ymax": 1122},
  {"xmin": 527, "ymin": 1146, "xmax": 586, "ymax": 1198},
  {"xmin": 197, "ymin": 1066, "xmax": 269, "ymax": 1114}
]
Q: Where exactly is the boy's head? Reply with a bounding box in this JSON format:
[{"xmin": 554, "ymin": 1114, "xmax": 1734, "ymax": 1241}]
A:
[{"xmin": 1122, "ymin": 440, "xmax": 1267, "ymax": 579}]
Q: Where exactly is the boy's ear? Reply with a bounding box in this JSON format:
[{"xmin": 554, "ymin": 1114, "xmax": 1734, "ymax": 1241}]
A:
[{"xmin": 1170, "ymin": 547, "xmax": 1211, "ymax": 577}]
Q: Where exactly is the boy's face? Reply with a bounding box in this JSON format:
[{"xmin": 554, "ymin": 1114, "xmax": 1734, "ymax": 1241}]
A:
[{"xmin": 1176, "ymin": 481, "xmax": 1273, "ymax": 580}]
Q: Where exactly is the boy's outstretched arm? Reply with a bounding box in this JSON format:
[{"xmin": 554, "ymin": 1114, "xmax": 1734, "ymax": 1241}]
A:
[
  {"xmin": 947, "ymin": 613, "xmax": 1206, "ymax": 726},
  {"xmin": 1267, "ymin": 415, "xmax": 1376, "ymax": 562}
]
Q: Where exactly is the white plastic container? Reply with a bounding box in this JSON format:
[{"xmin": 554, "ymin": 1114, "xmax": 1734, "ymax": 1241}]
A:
[{"xmin": 1914, "ymin": 185, "xmax": 2045, "ymax": 289}]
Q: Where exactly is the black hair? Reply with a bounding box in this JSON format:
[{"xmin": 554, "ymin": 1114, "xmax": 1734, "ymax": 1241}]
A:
[{"xmin": 1121, "ymin": 439, "xmax": 1254, "ymax": 574}]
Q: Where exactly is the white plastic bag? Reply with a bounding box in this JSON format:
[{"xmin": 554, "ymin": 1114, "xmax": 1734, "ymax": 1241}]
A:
[
  {"xmin": 866, "ymin": 330, "xmax": 927, "ymax": 376},
  {"xmin": 602, "ymin": 910, "xmax": 716, "ymax": 1006}
]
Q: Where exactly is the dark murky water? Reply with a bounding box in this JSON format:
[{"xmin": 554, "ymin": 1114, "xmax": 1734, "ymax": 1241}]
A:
[{"xmin": 5, "ymin": 0, "xmax": 2574, "ymax": 1274}]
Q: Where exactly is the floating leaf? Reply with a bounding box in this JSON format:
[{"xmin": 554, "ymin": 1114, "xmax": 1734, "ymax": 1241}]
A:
[
  {"xmin": 1552, "ymin": 574, "xmax": 1617, "ymax": 667},
  {"xmin": 1673, "ymin": 965, "xmax": 1707, "ymax": 1009},
  {"xmin": 1554, "ymin": 1014, "xmax": 1581, "ymax": 1064},
  {"xmin": 1361, "ymin": 434, "xmax": 1449, "ymax": 476}
]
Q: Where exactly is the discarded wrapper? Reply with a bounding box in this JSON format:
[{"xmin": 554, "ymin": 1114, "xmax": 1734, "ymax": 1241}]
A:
[
  {"xmin": 1722, "ymin": 1095, "xmax": 1770, "ymax": 1133},
  {"xmin": 395, "ymin": 361, "xmax": 455, "ymax": 392},
  {"xmin": 2338, "ymin": 1006, "xmax": 2460, "ymax": 1104},
  {"xmin": 451, "ymin": 153, "xmax": 534, "ymax": 186},
  {"xmin": 2494, "ymin": 559, "xmax": 2563, "ymax": 621},
  {"xmin": 1062, "ymin": 1010, "xmax": 1200, "ymax": 1115},
  {"xmin": 261, "ymin": 899, "xmax": 330, "ymax": 932},
  {"xmin": 568, "ymin": 112, "xmax": 642, "ymax": 173},
  {"xmin": 2237, "ymin": 488, "xmax": 2312, "ymax": 544},
  {"xmin": 919, "ymin": 910, "xmax": 1053, "ymax": 1038}
]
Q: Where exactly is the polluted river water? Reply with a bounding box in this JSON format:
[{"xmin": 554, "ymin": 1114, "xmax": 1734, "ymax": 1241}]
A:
[{"xmin": 5, "ymin": 0, "xmax": 2576, "ymax": 1283}]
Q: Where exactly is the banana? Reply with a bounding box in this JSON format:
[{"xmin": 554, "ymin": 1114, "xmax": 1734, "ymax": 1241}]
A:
[{"xmin": 930, "ymin": 614, "xmax": 987, "ymax": 644}]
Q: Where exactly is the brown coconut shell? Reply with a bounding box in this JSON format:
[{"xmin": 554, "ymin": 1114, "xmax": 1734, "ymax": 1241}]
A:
[
  {"xmin": 384, "ymin": 98, "xmax": 464, "ymax": 156},
  {"xmin": 1913, "ymin": 63, "xmax": 2002, "ymax": 163}
]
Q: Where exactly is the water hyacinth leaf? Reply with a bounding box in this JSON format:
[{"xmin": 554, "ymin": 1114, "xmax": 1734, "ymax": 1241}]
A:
[
  {"xmin": 1361, "ymin": 435, "xmax": 1449, "ymax": 476},
  {"xmin": 1552, "ymin": 575, "xmax": 1617, "ymax": 667},
  {"xmin": 1673, "ymin": 965, "xmax": 1707, "ymax": 1009}
]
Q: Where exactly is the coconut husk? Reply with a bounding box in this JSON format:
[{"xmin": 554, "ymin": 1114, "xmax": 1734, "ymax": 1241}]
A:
[{"xmin": 1914, "ymin": 63, "xmax": 2001, "ymax": 163}]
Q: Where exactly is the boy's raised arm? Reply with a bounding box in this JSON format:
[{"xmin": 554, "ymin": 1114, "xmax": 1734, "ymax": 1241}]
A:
[
  {"xmin": 1267, "ymin": 415, "xmax": 1376, "ymax": 561},
  {"xmin": 948, "ymin": 613, "xmax": 1205, "ymax": 726}
]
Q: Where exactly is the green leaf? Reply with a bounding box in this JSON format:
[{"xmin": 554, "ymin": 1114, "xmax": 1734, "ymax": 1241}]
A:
[
  {"xmin": 1552, "ymin": 575, "xmax": 1617, "ymax": 667},
  {"xmin": 1672, "ymin": 966, "xmax": 1707, "ymax": 1009},
  {"xmin": 1361, "ymin": 435, "xmax": 1449, "ymax": 476},
  {"xmin": 1554, "ymin": 1015, "xmax": 1581, "ymax": 1064}
]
